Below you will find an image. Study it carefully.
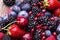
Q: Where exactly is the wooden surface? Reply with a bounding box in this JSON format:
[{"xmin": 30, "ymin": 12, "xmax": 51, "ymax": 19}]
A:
[{"xmin": 0, "ymin": 0, "xmax": 23, "ymax": 17}]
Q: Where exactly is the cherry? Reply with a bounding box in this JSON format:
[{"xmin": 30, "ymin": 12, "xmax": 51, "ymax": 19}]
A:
[
  {"xmin": 8, "ymin": 24, "xmax": 25, "ymax": 38},
  {"xmin": 0, "ymin": 32, "xmax": 5, "ymax": 40},
  {"xmin": 16, "ymin": 16, "xmax": 28, "ymax": 28}
]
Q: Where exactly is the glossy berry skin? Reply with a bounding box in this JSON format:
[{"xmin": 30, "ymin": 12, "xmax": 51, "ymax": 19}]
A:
[
  {"xmin": 8, "ymin": 24, "xmax": 25, "ymax": 38},
  {"xmin": 2, "ymin": 14, "xmax": 9, "ymax": 23},
  {"xmin": 15, "ymin": 1, "xmax": 21, "ymax": 6},
  {"xmin": 45, "ymin": 11, "xmax": 51, "ymax": 16},
  {"xmin": 46, "ymin": 35, "xmax": 56, "ymax": 40},
  {"xmin": 3, "ymin": 0, "xmax": 15, "ymax": 6},
  {"xmin": 21, "ymin": 3, "xmax": 31, "ymax": 11},
  {"xmin": 0, "ymin": 17, "xmax": 3, "ymax": 23},
  {"xmin": 56, "ymin": 25, "xmax": 60, "ymax": 34},
  {"xmin": 12, "ymin": 5, "xmax": 21, "ymax": 13},
  {"xmin": 57, "ymin": 34, "xmax": 60, "ymax": 40},
  {"xmin": 16, "ymin": 16, "xmax": 28, "ymax": 27},
  {"xmin": 0, "ymin": 32, "xmax": 5, "ymax": 40},
  {"xmin": 43, "ymin": 0, "xmax": 57, "ymax": 10},
  {"xmin": 18, "ymin": 11, "xmax": 28, "ymax": 18},
  {"xmin": 54, "ymin": 8, "xmax": 60, "ymax": 17},
  {"xmin": 8, "ymin": 11, "xmax": 17, "ymax": 17},
  {"xmin": 45, "ymin": 30, "xmax": 52, "ymax": 37},
  {"xmin": 22, "ymin": 33, "xmax": 32, "ymax": 40}
]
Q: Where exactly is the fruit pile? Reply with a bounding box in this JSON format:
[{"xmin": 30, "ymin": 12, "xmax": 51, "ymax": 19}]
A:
[{"xmin": 0, "ymin": 0, "xmax": 60, "ymax": 40}]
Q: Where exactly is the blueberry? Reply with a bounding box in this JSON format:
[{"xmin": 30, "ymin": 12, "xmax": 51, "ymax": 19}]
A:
[
  {"xmin": 15, "ymin": 1, "xmax": 21, "ymax": 6},
  {"xmin": 57, "ymin": 34, "xmax": 60, "ymax": 40},
  {"xmin": 45, "ymin": 11, "xmax": 51, "ymax": 16},
  {"xmin": 8, "ymin": 11, "xmax": 17, "ymax": 22},
  {"xmin": 21, "ymin": 3, "xmax": 31, "ymax": 11},
  {"xmin": 12, "ymin": 5, "xmax": 21, "ymax": 13},
  {"xmin": 9, "ymin": 11, "xmax": 17, "ymax": 17},
  {"xmin": 2, "ymin": 14, "xmax": 9, "ymax": 23},
  {"xmin": 56, "ymin": 25, "xmax": 60, "ymax": 34},
  {"xmin": 18, "ymin": 11, "xmax": 28, "ymax": 18},
  {"xmin": 45, "ymin": 30, "xmax": 52, "ymax": 37},
  {"xmin": 0, "ymin": 17, "xmax": 3, "ymax": 23}
]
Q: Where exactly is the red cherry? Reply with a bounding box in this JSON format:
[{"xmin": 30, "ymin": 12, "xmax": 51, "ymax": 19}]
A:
[
  {"xmin": 16, "ymin": 16, "xmax": 28, "ymax": 28},
  {"xmin": 0, "ymin": 32, "xmax": 5, "ymax": 40},
  {"xmin": 54, "ymin": 8, "xmax": 60, "ymax": 17},
  {"xmin": 46, "ymin": 35, "xmax": 56, "ymax": 40},
  {"xmin": 50, "ymin": 17, "xmax": 55, "ymax": 21},
  {"xmin": 22, "ymin": 33, "xmax": 32, "ymax": 40},
  {"xmin": 8, "ymin": 24, "xmax": 25, "ymax": 38}
]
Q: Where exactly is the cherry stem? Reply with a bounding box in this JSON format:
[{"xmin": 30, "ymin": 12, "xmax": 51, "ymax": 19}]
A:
[{"xmin": 1, "ymin": 21, "xmax": 19, "ymax": 30}]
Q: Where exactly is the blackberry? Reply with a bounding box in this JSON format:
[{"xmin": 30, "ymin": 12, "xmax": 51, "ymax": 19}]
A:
[
  {"xmin": 32, "ymin": 6, "xmax": 41, "ymax": 15},
  {"xmin": 3, "ymin": 0, "xmax": 15, "ymax": 6},
  {"xmin": 33, "ymin": 29, "xmax": 41, "ymax": 40},
  {"xmin": 31, "ymin": 0, "xmax": 41, "ymax": 5}
]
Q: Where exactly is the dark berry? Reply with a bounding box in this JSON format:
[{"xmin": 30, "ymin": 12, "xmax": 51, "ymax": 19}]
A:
[{"xmin": 3, "ymin": 0, "xmax": 15, "ymax": 6}]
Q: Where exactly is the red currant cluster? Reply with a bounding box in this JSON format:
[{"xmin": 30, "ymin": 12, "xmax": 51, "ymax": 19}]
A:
[{"xmin": 0, "ymin": 0, "xmax": 60, "ymax": 40}]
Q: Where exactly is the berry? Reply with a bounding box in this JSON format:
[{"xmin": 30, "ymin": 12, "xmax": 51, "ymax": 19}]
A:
[
  {"xmin": 54, "ymin": 8, "xmax": 60, "ymax": 17},
  {"xmin": 21, "ymin": 3, "xmax": 31, "ymax": 11},
  {"xmin": 45, "ymin": 30, "xmax": 52, "ymax": 37},
  {"xmin": 0, "ymin": 32, "xmax": 5, "ymax": 40},
  {"xmin": 12, "ymin": 5, "xmax": 21, "ymax": 13},
  {"xmin": 45, "ymin": 11, "xmax": 51, "ymax": 17},
  {"xmin": 3, "ymin": 0, "xmax": 15, "ymax": 6},
  {"xmin": 2, "ymin": 14, "xmax": 9, "ymax": 23},
  {"xmin": 8, "ymin": 11, "xmax": 17, "ymax": 22},
  {"xmin": 43, "ymin": 0, "xmax": 57, "ymax": 10},
  {"xmin": 8, "ymin": 24, "xmax": 25, "ymax": 38},
  {"xmin": 46, "ymin": 35, "xmax": 56, "ymax": 40},
  {"xmin": 3, "ymin": 35, "xmax": 11, "ymax": 40},
  {"xmin": 18, "ymin": 11, "xmax": 28, "ymax": 18},
  {"xmin": 33, "ymin": 29, "xmax": 41, "ymax": 40},
  {"xmin": 16, "ymin": 16, "xmax": 28, "ymax": 27},
  {"xmin": 15, "ymin": 1, "xmax": 21, "ymax": 6},
  {"xmin": 57, "ymin": 34, "xmax": 60, "ymax": 40},
  {"xmin": 22, "ymin": 33, "xmax": 32, "ymax": 40},
  {"xmin": 56, "ymin": 25, "xmax": 60, "ymax": 34}
]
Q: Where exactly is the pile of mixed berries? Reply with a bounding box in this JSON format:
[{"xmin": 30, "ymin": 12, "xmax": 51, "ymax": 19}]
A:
[{"xmin": 0, "ymin": 0, "xmax": 60, "ymax": 40}]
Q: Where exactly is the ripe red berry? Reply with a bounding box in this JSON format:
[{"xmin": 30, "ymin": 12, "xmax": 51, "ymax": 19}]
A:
[
  {"xmin": 22, "ymin": 33, "xmax": 32, "ymax": 40},
  {"xmin": 16, "ymin": 16, "xmax": 28, "ymax": 28},
  {"xmin": 0, "ymin": 32, "xmax": 5, "ymax": 40},
  {"xmin": 54, "ymin": 8, "xmax": 60, "ymax": 17},
  {"xmin": 8, "ymin": 24, "xmax": 25, "ymax": 38},
  {"xmin": 46, "ymin": 35, "xmax": 56, "ymax": 40},
  {"xmin": 50, "ymin": 17, "xmax": 55, "ymax": 21}
]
